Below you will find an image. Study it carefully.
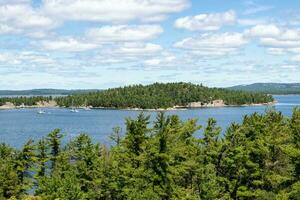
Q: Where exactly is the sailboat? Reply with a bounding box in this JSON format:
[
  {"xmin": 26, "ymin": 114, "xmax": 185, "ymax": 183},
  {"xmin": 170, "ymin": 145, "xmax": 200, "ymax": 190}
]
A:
[
  {"xmin": 83, "ymin": 99, "xmax": 91, "ymax": 110},
  {"xmin": 70, "ymin": 108, "xmax": 79, "ymax": 113},
  {"xmin": 84, "ymin": 107, "xmax": 91, "ymax": 111},
  {"xmin": 37, "ymin": 109, "xmax": 46, "ymax": 114},
  {"xmin": 70, "ymin": 100, "xmax": 79, "ymax": 113}
]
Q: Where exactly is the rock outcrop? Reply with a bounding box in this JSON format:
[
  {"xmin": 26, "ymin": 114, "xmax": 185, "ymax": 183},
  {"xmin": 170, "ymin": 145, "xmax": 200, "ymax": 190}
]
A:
[{"xmin": 187, "ymin": 100, "xmax": 225, "ymax": 108}]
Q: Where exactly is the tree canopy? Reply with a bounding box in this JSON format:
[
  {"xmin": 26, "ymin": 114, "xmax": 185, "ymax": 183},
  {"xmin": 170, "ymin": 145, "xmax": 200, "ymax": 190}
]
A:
[
  {"xmin": 0, "ymin": 83, "xmax": 273, "ymax": 109},
  {"xmin": 0, "ymin": 96, "xmax": 53, "ymax": 107},
  {"xmin": 56, "ymin": 82, "xmax": 274, "ymax": 109},
  {"xmin": 1, "ymin": 108, "xmax": 300, "ymax": 199}
]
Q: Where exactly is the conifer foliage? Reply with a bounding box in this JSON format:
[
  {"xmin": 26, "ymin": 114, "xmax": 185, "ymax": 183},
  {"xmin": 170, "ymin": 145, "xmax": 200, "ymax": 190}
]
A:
[{"xmin": 1, "ymin": 109, "xmax": 300, "ymax": 199}]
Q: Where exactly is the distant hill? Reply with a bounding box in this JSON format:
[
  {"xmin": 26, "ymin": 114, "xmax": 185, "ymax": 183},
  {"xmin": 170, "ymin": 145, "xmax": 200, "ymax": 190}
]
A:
[
  {"xmin": 0, "ymin": 89, "xmax": 100, "ymax": 96},
  {"xmin": 228, "ymin": 83, "xmax": 300, "ymax": 94}
]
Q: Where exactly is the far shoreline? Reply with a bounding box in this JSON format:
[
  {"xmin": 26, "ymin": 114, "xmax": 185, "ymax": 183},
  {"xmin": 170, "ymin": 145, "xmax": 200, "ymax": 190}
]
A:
[{"xmin": 0, "ymin": 101, "xmax": 277, "ymax": 111}]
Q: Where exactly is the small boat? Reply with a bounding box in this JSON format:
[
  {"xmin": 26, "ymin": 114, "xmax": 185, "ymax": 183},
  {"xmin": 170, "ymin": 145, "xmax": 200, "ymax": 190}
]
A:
[
  {"xmin": 84, "ymin": 107, "xmax": 91, "ymax": 111},
  {"xmin": 37, "ymin": 109, "xmax": 46, "ymax": 114},
  {"xmin": 70, "ymin": 99, "xmax": 79, "ymax": 113},
  {"xmin": 83, "ymin": 99, "xmax": 91, "ymax": 110},
  {"xmin": 70, "ymin": 108, "xmax": 79, "ymax": 113}
]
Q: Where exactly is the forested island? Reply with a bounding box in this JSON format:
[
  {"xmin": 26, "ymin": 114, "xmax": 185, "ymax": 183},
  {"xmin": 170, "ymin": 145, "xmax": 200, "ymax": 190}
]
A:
[
  {"xmin": 1, "ymin": 109, "xmax": 300, "ymax": 199},
  {"xmin": 0, "ymin": 83, "xmax": 274, "ymax": 110}
]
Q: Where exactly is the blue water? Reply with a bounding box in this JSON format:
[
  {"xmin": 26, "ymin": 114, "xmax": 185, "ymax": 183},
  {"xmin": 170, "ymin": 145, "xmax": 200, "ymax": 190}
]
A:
[{"xmin": 0, "ymin": 95, "xmax": 299, "ymax": 148}]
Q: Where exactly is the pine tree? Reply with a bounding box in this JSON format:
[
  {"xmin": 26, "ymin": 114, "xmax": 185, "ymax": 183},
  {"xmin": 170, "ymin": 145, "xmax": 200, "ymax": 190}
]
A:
[
  {"xmin": 47, "ymin": 129, "xmax": 63, "ymax": 170},
  {"xmin": 36, "ymin": 138, "xmax": 49, "ymax": 177}
]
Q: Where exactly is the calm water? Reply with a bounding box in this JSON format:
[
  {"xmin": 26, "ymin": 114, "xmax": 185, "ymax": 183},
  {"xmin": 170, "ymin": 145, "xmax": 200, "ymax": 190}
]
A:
[{"xmin": 1, "ymin": 95, "xmax": 299, "ymax": 148}]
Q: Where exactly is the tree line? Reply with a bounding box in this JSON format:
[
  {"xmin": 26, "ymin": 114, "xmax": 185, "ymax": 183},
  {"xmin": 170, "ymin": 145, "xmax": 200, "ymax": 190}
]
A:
[
  {"xmin": 229, "ymin": 83, "xmax": 300, "ymax": 95},
  {"xmin": 55, "ymin": 82, "xmax": 274, "ymax": 109},
  {"xmin": 1, "ymin": 108, "xmax": 300, "ymax": 199},
  {"xmin": 0, "ymin": 83, "xmax": 273, "ymax": 109},
  {"xmin": 0, "ymin": 96, "xmax": 53, "ymax": 107}
]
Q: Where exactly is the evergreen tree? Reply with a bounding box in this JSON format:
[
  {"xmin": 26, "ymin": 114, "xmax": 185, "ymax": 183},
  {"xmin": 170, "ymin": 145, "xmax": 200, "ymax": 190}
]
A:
[
  {"xmin": 15, "ymin": 139, "xmax": 36, "ymax": 193},
  {"xmin": 47, "ymin": 129, "xmax": 63, "ymax": 170},
  {"xmin": 2, "ymin": 110, "xmax": 300, "ymax": 199},
  {"xmin": 36, "ymin": 138, "xmax": 49, "ymax": 177}
]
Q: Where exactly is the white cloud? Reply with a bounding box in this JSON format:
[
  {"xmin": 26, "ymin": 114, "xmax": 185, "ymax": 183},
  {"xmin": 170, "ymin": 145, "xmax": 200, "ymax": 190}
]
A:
[
  {"xmin": 43, "ymin": 0, "xmax": 190, "ymax": 23},
  {"xmin": 0, "ymin": 0, "xmax": 185, "ymax": 37},
  {"xmin": 143, "ymin": 52, "xmax": 177, "ymax": 67},
  {"xmin": 258, "ymin": 28, "xmax": 300, "ymax": 49},
  {"xmin": 174, "ymin": 33, "xmax": 248, "ymax": 56},
  {"xmin": 41, "ymin": 38, "xmax": 99, "ymax": 52},
  {"xmin": 0, "ymin": 53, "xmax": 9, "ymax": 62},
  {"xmin": 85, "ymin": 42, "xmax": 163, "ymax": 66},
  {"xmin": 288, "ymin": 48, "xmax": 300, "ymax": 54},
  {"xmin": 0, "ymin": 51, "xmax": 57, "ymax": 67},
  {"xmin": 0, "ymin": 0, "xmax": 30, "ymax": 5},
  {"xmin": 116, "ymin": 43, "xmax": 162, "ymax": 55},
  {"xmin": 245, "ymin": 24, "xmax": 281, "ymax": 37},
  {"xmin": 243, "ymin": 1, "xmax": 273, "ymax": 15},
  {"xmin": 174, "ymin": 10, "xmax": 236, "ymax": 31},
  {"xmin": 237, "ymin": 18, "xmax": 268, "ymax": 26},
  {"xmin": 18, "ymin": 51, "xmax": 56, "ymax": 65},
  {"xmin": 0, "ymin": 2, "xmax": 59, "ymax": 36},
  {"xmin": 281, "ymin": 65, "xmax": 298, "ymax": 70},
  {"xmin": 0, "ymin": 53, "xmax": 22, "ymax": 65},
  {"xmin": 246, "ymin": 24, "xmax": 300, "ymax": 45},
  {"xmin": 292, "ymin": 55, "xmax": 300, "ymax": 62},
  {"xmin": 260, "ymin": 38, "xmax": 300, "ymax": 48},
  {"xmin": 0, "ymin": 24, "xmax": 17, "ymax": 34},
  {"xmin": 245, "ymin": 24, "xmax": 300, "ymax": 57},
  {"xmin": 144, "ymin": 59, "xmax": 161, "ymax": 66},
  {"xmin": 243, "ymin": 5, "xmax": 273, "ymax": 15},
  {"xmin": 266, "ymin": 48, "xmax": 286, "ymax": 55},
  {"xmin": 86, "ymin": 25, "xmax": 163, "ymax": 42}
]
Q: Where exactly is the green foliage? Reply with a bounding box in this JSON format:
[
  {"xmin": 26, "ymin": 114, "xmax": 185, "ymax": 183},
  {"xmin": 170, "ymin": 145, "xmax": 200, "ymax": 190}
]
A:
[
  {"xmin": 0, "ymin": 96, "xmax": 52, "ymax": 107},
  {"xmin": 47, "ymin": 129, "xmax": 63, "ymax": 169},
  {"xmin": 0, "ymin": 144, "xmax": 22, "ymax": 199},
  {"xmin": 55, "ymin": 82, "xmax": 274, "ymax": 109},
  {"xmin": 0, "ymin": 83, "xmax": 273, "ymax": 109},
  {"xmin": 229, "ymin": 83, "xmax": 300, "ymax": 94},
  {"xmin": 2, "ymin": 109, "xmax": 300, "ymax": 199},
  {"xmin": 35, "ymin": 138, "xmax": 49, "ymax": 177}
]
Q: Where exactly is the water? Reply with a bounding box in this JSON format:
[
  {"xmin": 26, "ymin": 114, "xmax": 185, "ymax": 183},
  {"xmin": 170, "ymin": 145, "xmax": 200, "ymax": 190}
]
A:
[
  {"xmin": 0, "ymin": 94, "xmax": 66, "ymax": 98},
  {"xmin": 0, "ymin": 95, "xmax": 299, "ymax": 148}
]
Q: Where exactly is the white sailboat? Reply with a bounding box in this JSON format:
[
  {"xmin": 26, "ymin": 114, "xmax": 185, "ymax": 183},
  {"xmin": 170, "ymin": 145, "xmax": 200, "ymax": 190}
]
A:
[
  {"xmin": 70, "ymin": 100, "xmax": 79, "ymax": 113},
  {"xmin": 37, "ymin": 109, "xmax": 46, "ymax": 114},
  {"xmin": 84, "ymin": 107, "xmax": 91, "ymax": 111},
  {"xmin": 70, "ymin": 108, "xmax": 79, "ymax": 113},
  {"xmin": 83, "ymin": 99, "xmax": 91, "ymax": 110}
]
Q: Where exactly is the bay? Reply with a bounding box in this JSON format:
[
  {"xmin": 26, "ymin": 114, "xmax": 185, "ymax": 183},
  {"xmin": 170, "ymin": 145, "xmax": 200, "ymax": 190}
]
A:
[{"xmin": 0, "ymin": 95, "xmax": 299, "ymax": 148}]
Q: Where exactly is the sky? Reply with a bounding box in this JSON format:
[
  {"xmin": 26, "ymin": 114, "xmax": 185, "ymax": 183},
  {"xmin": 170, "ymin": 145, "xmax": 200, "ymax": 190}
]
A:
[{"xmin": 0, "ymin": 0, "xmax": 300, "ymax": 90}]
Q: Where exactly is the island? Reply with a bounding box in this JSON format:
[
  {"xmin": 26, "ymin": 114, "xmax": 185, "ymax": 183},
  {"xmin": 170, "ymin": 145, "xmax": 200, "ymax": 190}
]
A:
[{"xmin": 0, "ymin": 82, "xmax": 274, "ymax": 110}]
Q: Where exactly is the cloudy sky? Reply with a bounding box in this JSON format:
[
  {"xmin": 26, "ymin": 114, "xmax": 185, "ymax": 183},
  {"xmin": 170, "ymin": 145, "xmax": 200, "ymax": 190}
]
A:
[{"xmin": 0, "ymin": 0, "xmax": 299, "ymax": 89}]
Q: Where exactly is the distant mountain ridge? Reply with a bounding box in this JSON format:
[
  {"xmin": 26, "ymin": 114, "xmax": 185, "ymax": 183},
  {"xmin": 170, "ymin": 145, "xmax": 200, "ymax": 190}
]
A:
[
  {"xmin": 0, "ymin": 89, "xmax": 100, "ymax": 96},
  {"xmin": 228, "ymin": 83, "xmax": 300, "ymax": 94}
]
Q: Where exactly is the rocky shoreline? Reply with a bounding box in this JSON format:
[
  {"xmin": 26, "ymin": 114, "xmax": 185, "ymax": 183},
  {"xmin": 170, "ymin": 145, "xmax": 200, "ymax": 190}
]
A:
[
  {"xmin": 0, "ymin": 101, "xmax": 58, "ymax": 110},
  {"xmin": 0, "ymin": 100, "xmax": 277, "ymax": 111}
]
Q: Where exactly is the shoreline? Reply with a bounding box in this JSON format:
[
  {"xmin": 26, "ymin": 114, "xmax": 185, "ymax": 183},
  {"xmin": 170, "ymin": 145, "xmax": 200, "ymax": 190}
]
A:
[
  {"xmin": 0, "ymin": 101, "xmax": 277, "ymax": 111},
  {"xmin": 271, "ymin": 94, "xmax": 300, "ymax": 96}
]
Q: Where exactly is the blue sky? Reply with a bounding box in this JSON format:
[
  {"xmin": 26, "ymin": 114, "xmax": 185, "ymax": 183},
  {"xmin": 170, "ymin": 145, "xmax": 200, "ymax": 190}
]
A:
[{"xmin": 0, "ymin": 0, "xmax": 300, "ymax": 89}]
